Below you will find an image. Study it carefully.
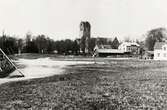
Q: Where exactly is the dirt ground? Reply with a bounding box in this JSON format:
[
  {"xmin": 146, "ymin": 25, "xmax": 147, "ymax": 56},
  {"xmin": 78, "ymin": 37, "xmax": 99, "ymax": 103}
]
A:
[
  {"xmin": 0, "ymin": 57, "xmax": 93, "ymax": 84},
  {"xmin": 0, "ymin": 55, "xmax": 167, "ymax": 109}
]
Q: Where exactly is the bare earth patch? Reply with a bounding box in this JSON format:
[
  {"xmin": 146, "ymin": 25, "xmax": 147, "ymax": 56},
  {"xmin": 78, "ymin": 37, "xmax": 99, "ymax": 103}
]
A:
[{"xmin": 0, "ymin": 57, "xmax": 93, "ymax": 84}]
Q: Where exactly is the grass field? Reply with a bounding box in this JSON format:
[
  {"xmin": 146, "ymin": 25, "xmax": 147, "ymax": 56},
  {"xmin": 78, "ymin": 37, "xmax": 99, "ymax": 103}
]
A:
[{"xmin": 0, "ymin": 55, "xmax": 167, "ymax": 109}]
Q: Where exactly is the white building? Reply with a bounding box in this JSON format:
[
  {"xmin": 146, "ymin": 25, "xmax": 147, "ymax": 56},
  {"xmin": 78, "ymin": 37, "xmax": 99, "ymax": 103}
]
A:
[
  {"xmin": 118, "ymin": 42, "xmax": 140, "ymax": 54},
  {"xmin": 154, "ymin": 42, "xmax": 167, "ymax": 60}
]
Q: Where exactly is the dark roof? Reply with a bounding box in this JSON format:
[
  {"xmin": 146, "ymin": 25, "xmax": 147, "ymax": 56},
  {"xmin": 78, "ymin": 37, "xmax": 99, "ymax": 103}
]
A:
[{"xmin": 154, "ymin": 42, "xmax": 167, "ymax": 50}]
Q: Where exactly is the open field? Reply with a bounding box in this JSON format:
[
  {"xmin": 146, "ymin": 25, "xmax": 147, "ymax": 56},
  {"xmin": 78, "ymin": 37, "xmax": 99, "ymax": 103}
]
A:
[{"xmin": 0, "ymin": 55, "xmax": 167, "ymax": 109}]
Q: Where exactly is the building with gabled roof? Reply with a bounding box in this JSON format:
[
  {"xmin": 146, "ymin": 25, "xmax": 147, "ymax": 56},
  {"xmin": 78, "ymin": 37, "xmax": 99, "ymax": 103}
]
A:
[{"xmin": 154, "ymin": 42, "xmax": 167, "ymax": 60}]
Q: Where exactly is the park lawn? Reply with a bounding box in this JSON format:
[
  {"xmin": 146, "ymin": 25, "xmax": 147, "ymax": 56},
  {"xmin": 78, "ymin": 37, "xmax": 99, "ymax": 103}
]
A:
[{"xmin": 0, "ymin": 59, "xmax": 167, "ymax": 109}]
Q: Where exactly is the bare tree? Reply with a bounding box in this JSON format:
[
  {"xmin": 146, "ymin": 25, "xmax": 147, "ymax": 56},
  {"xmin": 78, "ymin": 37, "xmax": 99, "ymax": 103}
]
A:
[{"xmin": 145, "ymin": 27, "xmax": 167, "ymax": 51}]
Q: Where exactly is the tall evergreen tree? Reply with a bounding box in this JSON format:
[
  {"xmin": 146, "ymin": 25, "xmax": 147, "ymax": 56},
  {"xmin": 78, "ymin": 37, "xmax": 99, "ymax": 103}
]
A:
[{"xmin": 112, "ymin": 37, "xmax": 119, "ymax": 49}]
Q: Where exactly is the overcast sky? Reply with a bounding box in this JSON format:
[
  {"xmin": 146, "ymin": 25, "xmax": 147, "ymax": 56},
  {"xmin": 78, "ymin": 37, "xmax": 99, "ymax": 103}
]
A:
[{"xmin": 0, "ymin": 0, "xmax": 167, "ymax": 40}]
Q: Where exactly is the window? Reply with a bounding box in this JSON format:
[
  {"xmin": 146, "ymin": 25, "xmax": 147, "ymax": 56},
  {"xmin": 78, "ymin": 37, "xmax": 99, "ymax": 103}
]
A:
[
  {"xmin": 164, "ymin": 47, "xmax": 166, "ymax": 51},
  {"xmin": 164, "ymin": 53, "xmax": 167, "ymax": 57},
  {"xmin": 157, "ymin": 53, "xmax": 160, "ymax": 57}
]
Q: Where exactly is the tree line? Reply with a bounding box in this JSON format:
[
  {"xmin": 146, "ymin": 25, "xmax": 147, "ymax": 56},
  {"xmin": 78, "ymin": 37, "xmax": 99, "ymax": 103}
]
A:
[
  {"xmin": 0, "ymin": 27, "xmax": 166, "ymax": 55},
  {"xmin": 0, "ymin": 31, "xmax": 122, "ymax": 55},
  {"xmin": 0, "ymin": 33, "xmax": 57, "ymax": 55}
]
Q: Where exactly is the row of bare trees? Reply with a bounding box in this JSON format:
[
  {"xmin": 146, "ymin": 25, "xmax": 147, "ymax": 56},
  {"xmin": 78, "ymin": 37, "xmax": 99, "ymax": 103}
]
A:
[
  {"xmin": 0, "ymin": 32, "xmax": 81, "ymax": 55},
  {"xmin": 0, "ymin": 33, "xmax": 56, "ymax": 55}
]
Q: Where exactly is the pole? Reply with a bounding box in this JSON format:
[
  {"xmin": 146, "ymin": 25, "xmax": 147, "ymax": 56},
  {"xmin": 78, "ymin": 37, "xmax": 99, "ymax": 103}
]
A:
[
  {"xmin": 0, "ymin": 48, "xmax": 24, "ymax": 77},
  {"xmin": 92, "ymin": 51, "xmax": 97, "ymax": 64}
]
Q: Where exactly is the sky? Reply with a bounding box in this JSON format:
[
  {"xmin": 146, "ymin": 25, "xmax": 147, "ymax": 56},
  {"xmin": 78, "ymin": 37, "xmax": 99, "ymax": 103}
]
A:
[{"xmin": 0, "ymin": 0, "xmax": 167, "ymax": 41}]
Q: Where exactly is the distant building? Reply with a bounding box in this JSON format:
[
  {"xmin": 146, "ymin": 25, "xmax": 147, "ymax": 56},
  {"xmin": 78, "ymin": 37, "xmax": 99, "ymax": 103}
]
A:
[
  {"xmin": 118, "ymin": 42, "xmax": 140, "ymax": 54},
  {"xmin": 94, "ymin": 44, "xmax": 124, "ymax": 57},
  {"xmin": 154, "ymin": 42, "xmax": 167, "ymax": 60},
  {"xmin": 143, "ymin": 51, "xmax": 154, "ymax": 59}
]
